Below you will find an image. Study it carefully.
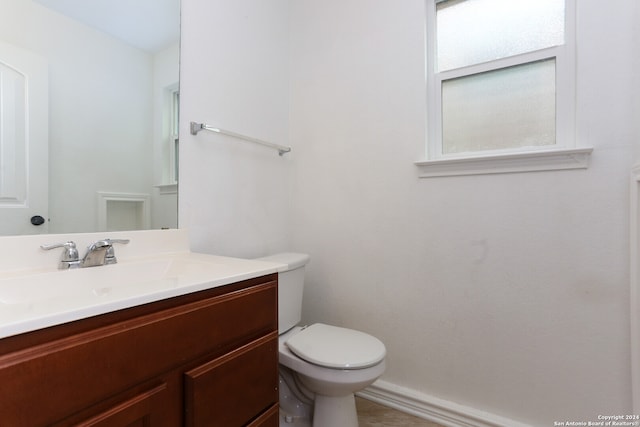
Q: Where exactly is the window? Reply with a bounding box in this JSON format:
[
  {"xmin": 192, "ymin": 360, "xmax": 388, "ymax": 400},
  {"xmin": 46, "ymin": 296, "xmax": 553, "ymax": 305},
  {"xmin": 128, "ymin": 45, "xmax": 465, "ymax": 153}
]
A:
[
  {"xmin": 417, "ymin": 0, "xmax": 592, "ymax": 177},
  {"xmin": 156, "ymin": 85, "xmax": 179, "ymax": 194},
  {"xmin": 170, "ymin": 89, "xmax": 179, "ymax": 183}
]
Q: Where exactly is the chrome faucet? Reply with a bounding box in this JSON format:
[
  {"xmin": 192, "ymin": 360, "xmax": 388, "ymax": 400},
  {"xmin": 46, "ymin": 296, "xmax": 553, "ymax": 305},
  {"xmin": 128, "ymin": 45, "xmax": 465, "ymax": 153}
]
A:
[{"xmin": 41, "ymin": 238, "xmax": 129, "ymax": 269}]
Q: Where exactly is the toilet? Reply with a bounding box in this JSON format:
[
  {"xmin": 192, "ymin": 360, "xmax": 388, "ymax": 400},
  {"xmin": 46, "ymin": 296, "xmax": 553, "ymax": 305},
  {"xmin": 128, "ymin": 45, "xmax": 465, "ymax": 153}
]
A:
[{"xmin": 256, "ymin": 253, "xmax": 386, "ymax": 427}]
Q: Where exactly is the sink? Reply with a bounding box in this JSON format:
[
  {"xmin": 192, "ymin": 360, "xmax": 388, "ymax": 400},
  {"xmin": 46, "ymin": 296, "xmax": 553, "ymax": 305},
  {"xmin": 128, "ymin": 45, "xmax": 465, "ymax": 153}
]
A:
[
  {"xmin": 0, "ymin": 256, "xmax": 234, "ymax": 305},
  {"xmin": 0, "ymin": 251, "xmax": 284, "ymax": 339}
]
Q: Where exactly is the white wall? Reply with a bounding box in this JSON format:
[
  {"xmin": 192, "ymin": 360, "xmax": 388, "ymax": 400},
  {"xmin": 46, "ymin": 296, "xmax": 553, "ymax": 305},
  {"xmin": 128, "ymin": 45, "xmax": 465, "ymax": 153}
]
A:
[
  {"xmin": 633, "ymin": 1, "xmax": 640, "ymax": 162},
  {"xmin": 288, "ymin": 0, "xmax": 634, "ymax": 425},
  {"xmin": 179, "ymin": 0, "xmax": 291, "ymax": 257},
  {"xmin": 180, "ymin": 0, "xmax": 636, "ymax": 425},
  {"xmin": 0, "ymin": 0, "xmax": 154, "ymax": 233}
]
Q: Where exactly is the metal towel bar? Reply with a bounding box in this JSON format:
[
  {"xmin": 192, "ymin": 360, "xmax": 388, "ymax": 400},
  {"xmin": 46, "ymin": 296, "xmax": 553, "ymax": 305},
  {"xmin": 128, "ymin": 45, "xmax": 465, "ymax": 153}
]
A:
[{"xmin": 190, "ymin": 122, "xmax": 291, "ymax": 156}]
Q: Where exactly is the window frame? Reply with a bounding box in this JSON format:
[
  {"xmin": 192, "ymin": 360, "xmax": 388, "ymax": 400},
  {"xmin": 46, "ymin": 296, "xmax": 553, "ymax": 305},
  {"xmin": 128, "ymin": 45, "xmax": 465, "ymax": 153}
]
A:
[
  {"xmin": 155, "ymin": 85, "xmax": 179, "ymax": 194},
  {"xmin": 169, "ymin": 89, "xmax": 180, "ymax": 184},
  {"xmin": 417, "ymin": 0, "xmax": 591, "ymax": 177}
]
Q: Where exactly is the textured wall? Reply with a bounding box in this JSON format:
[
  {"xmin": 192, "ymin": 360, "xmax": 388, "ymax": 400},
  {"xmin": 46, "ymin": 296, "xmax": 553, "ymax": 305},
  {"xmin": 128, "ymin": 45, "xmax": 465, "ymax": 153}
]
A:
[
  {"xmin": 179, "ymin": 0, "xmax": 637, "ymax": 424},
  {"xmin": 288, "ymin": 0, "xmax": 634, "ymax": 424},
  {"xmin": 179, "ymin": 0, "xmax": 291, "ymax": 257}
]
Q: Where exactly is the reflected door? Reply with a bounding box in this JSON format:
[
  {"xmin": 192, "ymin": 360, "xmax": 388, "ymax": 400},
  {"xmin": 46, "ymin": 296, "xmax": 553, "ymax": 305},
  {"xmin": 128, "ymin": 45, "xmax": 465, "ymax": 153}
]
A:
[{"xmin": 0, "ymin": 42, "xmax": 48, "ymax": 235}]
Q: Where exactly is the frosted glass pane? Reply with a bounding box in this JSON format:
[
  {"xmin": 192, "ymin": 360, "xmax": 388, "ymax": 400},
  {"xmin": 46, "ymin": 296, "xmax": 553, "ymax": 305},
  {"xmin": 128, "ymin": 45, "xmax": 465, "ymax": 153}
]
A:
[
  {"xmin": 437, "ymin": 0, "xmax": 564, "ymax": 71},
  {"xmin": 442, "ymin": 59, "xmax": 556, "ymax": 154}
]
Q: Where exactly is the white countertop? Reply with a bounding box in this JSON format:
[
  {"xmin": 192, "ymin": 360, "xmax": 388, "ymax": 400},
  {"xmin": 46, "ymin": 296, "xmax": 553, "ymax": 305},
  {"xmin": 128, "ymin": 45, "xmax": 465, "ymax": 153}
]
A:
[{"xmin": 0, "ymin": 229, "xmax": 285, "ymax": 339}]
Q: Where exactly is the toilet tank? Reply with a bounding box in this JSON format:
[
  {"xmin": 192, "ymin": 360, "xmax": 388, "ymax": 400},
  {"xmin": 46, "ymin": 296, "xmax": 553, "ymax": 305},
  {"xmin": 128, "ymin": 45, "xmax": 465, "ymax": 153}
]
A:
[{"xmin": 255, "ymin": 253, "xmax": 310, "ymax": 334}]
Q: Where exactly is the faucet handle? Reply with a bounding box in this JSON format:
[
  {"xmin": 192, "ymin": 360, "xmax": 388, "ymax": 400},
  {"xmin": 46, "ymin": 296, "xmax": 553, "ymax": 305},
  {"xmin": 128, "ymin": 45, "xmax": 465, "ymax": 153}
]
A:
[
  {"xmin": 41, "ymin": 241, "xmax": 80, "ymax": 269},
  {"xmin": 87, "ymin": 238, "xmax": 130, "ymax": 251},
  {"xmin": 103, "ymin": 238, "xmax": 130, "ymax": 265},
  {"xmin": 106, "ymin": 239, "xmax": 130, "ymax": 245}
]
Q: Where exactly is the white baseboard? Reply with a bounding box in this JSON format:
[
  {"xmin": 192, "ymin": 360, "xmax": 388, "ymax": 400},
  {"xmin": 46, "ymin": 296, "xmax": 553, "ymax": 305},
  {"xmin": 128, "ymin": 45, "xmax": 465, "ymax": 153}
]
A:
[{"xmin": 357, "ymin": 380, "xmax": 533, "ymax": 427}]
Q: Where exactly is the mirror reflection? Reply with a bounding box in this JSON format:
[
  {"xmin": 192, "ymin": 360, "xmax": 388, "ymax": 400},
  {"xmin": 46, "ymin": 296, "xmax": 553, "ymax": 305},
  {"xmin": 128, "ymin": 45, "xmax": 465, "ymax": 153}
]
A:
[{"xmin": 0, "ymin": 0, "xmax": 179, "ymax": 236}]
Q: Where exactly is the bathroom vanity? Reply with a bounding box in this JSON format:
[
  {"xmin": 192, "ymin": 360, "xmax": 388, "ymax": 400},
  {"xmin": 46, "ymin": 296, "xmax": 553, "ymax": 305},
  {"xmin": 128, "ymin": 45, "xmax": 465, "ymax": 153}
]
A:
[
  {"xmin": 0, "ymin": 230, "xmax": 283, "ymax": 426},
  {"xmin": 0, "ymin": 274, "xmax": 278, "ymax": 426}
]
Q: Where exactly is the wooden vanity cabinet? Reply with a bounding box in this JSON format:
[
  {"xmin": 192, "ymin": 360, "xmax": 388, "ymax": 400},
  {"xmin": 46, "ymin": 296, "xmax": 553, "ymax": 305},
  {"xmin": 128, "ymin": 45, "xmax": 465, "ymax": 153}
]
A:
[{"xmin": 0, "ymin": 274, "xmax": 279, "ymax": 427}]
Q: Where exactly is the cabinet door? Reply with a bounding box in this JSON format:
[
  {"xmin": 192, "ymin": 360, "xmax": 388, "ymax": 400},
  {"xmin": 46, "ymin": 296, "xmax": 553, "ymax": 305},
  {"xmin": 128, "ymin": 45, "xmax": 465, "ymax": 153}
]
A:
[
  {"xmin": 184, "ymin": 333, "xmax": 278, "ymax": 427},
  {"xmin": 75, "ymin": 384, "xmax": 167, "ymax": 427}
]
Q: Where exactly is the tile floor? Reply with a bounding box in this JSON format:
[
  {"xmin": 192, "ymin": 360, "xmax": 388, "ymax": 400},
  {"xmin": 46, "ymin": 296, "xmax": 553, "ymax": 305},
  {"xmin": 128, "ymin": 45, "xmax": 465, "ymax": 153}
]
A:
[{"xmin": 356, "ymin": 397, "xmax": 445, "ymax": 427}]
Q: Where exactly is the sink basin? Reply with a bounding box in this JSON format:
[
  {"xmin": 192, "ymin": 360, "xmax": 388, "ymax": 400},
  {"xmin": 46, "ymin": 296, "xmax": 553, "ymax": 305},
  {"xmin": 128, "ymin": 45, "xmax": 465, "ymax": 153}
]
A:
[
  {"xmin": 0, "ymin": 251, "xmax": 284, "ymax": 339},
  {"xmin": 0, "ymin": 256, "xmax": 235, "ymax": 305}
]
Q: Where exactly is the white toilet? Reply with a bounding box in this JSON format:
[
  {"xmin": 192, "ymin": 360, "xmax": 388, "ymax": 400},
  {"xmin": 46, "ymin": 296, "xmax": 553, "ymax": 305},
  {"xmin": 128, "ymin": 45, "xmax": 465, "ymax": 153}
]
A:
[{"xmin": 256, "ymin": 253, "xmax": 386, "ymax": 427}]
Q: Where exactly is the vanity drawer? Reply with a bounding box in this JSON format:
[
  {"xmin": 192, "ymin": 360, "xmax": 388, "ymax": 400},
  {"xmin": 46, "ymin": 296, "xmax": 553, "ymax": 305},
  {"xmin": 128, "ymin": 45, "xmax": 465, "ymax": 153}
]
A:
[
  {"xmin": 0, "ymin": 277, "xmax": 277, "ymax": 426},
  {"xmin": 74, "ymin": 383, "xmax": 169, "ymax": 427},
  {"xmin": 184, "ymin": 332, "xmax": 278, "ymax": 426}
]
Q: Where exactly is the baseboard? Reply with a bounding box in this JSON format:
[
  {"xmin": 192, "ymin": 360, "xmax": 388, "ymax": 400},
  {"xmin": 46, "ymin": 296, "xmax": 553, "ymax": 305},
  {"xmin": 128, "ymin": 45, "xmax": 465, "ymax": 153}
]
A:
[{"xmin": 357, "ymin": 380, "xmax": 533, "ymax": 427}]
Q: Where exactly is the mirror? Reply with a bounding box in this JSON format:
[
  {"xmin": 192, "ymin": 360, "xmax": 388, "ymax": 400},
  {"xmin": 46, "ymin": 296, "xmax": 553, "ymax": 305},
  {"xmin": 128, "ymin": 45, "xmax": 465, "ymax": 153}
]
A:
[{"xmin": 0, "ymin": 0, "xmax": 179, "ymax": 236}]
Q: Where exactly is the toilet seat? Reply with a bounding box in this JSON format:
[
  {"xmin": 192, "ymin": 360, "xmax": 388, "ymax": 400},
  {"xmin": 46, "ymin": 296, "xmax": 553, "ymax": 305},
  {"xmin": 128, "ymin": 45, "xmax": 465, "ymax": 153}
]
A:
[{"xmin": 285, "ymin": 323, "xmax": 386, "ymax": 369}]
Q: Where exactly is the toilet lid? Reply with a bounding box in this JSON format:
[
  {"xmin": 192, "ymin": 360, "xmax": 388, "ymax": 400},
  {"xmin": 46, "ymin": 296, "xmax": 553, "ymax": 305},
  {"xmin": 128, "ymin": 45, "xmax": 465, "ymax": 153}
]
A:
[{"xmin": 285, "ymin": 323, "xmax": 386, "ymax": 369}]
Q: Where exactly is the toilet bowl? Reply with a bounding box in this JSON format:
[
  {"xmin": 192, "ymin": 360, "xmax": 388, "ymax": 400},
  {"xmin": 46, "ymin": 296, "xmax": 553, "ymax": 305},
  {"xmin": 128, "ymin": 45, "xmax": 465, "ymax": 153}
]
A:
[
  {"xmin": 255, "ymin": 253, "xmax": 386, "ymax": 427},
  {"xmin": 279, "ymin": 325, "xmax": 386, "ymax": 427}
]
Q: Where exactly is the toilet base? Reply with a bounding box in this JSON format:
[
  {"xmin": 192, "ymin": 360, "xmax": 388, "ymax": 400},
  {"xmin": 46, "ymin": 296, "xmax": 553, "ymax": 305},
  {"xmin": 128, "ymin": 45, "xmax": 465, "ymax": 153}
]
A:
[
  {"xmin": 312, "ymin": 394, "xmax": 358, "ymax": 427},
  {"xmin": 279, "ymin": 409, "xmax": 311, "ymax": 427}
]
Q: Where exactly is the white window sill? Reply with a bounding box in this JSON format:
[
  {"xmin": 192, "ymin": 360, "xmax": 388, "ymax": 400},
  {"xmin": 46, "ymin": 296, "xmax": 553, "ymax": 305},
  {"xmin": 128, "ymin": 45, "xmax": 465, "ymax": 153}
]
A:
[
  {"xmin": 154, "ymin": 183, "xmax": 178, "ymax": 195},
  {"xmin": 415, "ymin": 148, "xmax": 593, "ymax": 178}
]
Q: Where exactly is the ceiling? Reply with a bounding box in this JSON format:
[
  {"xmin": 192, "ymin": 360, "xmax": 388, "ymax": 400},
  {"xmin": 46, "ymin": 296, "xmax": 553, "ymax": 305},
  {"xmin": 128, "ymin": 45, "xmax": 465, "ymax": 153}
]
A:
[{"xmin": 34, "ymin": 0, "xmax": 180, "ymax": 52}]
